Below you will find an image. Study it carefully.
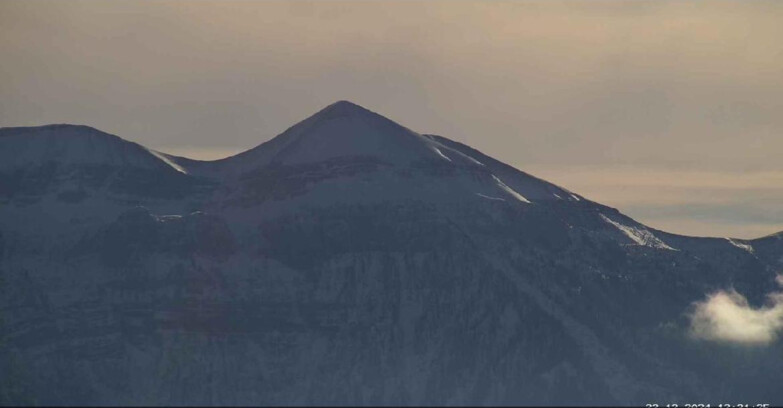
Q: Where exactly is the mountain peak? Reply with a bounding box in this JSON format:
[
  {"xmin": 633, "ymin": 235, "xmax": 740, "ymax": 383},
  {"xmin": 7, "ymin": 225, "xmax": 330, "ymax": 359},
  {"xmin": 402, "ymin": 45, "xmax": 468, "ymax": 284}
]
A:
[
  {"xmin": 323, "ymin": 99, "xmax": 368, "ymax": 112},
  {"xmin": 309, "ymin": 100, "xmax": 381, "ymax": 123},
  {"xmin": 0, "ymin": 124, "xmax": 184, "ymax": 173},
  {"xmin": 217, "ymin": 100, "xmax": 435, "ymax": 168},
  {"xmin": 0, "ymin": 123, "xmax": 110, "ymax": 139}
]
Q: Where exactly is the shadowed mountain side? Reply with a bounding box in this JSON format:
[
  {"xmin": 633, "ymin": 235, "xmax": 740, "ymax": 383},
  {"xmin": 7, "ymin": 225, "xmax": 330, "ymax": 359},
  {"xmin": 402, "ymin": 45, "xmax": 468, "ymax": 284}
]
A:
[{"xmin": 1, "ymin": 101, "xmax": 782, "ymax": 405}]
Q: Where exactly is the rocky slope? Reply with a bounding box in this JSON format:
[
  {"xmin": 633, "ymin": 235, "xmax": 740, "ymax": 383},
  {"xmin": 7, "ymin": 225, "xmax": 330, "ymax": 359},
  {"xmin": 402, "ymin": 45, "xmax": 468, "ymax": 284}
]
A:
[{"xmin": 1, "ymin": 101, "xmax": 781, "ymax": 405}]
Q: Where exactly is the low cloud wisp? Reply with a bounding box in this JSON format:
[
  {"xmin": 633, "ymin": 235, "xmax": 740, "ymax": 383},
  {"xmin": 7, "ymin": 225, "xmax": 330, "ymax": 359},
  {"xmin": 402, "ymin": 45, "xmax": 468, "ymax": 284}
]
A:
[{"xmin": 689, "ymin": 276, "xmax": 783, "ymax": 345}]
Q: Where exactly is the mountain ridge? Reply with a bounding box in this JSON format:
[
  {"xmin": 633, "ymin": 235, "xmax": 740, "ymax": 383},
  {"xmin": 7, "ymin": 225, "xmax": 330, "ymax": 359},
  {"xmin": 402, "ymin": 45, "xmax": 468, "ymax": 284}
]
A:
[
  {"xmin": 0, "ymin": 123, "xmax": 186, "ymax": 174},
  {"xmin": 2, "ymin": 100, "xmax": 783, "ymax": 405},
  {"xmin": 1, "ymin": 100, "xmax": 776, "ymax": 241}
]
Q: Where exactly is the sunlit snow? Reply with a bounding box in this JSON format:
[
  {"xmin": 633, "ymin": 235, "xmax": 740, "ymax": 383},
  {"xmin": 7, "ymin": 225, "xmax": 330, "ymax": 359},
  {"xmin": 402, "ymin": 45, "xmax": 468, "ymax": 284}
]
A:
[
  {"xmin": 431, "ymin": 147, "xmax": 452, "ymax": 162},
  {"xmin": 492, "ymin": 175, "xmax": 531, "ymax": 204},
  {"xmin": 726, "ymin": 238, "xmax": 755, "ymax": 254},
  {"xmin": 600, "ymin": 214, "xmax": 676, "ymax": 250},
  {"xmin": 476, "ymin": 193, "xmax": 505, "ymax": 201},
  {"xmin": 147, "ymin": 149, "xmax": 188, "ymax": 174}
]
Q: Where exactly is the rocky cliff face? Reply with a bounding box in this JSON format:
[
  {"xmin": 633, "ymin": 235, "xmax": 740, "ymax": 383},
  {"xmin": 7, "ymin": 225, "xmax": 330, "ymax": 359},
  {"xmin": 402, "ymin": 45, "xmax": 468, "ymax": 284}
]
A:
[{"xmin": 1, "ymin": 101, "xmax": 781, "ymax": 405}]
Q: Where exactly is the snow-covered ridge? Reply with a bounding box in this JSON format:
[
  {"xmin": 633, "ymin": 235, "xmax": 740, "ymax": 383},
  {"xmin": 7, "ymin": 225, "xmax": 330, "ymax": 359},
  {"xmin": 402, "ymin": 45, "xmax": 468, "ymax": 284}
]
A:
[
  {"xmin": 429, "ymin": 134, "xmax": 584, "ymax": 203},
  {"xmin": 8, "ymin": 101, "xmax": 777, "ymax": 244},
  {"xmin": 0, "ymin": 124, "xmax": 181, "ymax": 173}
]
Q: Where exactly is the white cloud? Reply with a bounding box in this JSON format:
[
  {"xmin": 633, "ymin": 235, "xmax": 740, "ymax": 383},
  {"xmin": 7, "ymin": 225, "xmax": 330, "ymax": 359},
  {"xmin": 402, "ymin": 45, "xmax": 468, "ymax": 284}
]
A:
[{"xmin": 689, "ymin": 278, "xmax": 783, "ymax": 345}]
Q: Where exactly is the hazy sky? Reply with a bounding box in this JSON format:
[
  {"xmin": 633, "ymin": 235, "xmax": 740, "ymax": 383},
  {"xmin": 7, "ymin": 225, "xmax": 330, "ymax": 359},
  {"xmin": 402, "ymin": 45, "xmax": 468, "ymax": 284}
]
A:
[{"xmin": 2, "ymin": 0, "xmax": 782, "ymax": 238}]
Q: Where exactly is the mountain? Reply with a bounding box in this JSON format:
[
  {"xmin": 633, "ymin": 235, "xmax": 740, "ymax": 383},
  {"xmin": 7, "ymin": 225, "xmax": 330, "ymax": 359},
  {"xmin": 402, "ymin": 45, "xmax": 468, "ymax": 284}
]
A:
[{"xmin": 1, "ymin": 101, "xmax": 782, "ymax": 406}]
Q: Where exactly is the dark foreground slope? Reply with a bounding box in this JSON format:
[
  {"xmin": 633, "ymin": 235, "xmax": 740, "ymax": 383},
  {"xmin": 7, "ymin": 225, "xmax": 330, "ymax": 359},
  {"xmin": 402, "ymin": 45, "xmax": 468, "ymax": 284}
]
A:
[{"xmin": 1, "ymin": 102, "xmax": 781, "ymax": 405}]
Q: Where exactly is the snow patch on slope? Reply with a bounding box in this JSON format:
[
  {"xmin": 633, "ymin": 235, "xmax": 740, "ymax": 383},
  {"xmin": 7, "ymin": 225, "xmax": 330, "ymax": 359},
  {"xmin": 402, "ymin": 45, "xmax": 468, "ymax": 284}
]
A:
[
  {"xmin": 476, "ymin": 193, "xmax": 505, "ymax": 201},
  {"xmin": 147, "ymin": 149, "xmax": 188, "ymax": 174},
  {"xmin": 492, "ymin": 175, "xmax": 531, "ymax": 204},
  {"xmin": 726, "ymin": 238, "xmax": 755, "ymax": 254},
  {"xmin": 600, "ymin": 214, "xmax": 676, "ymax": 250},
  {"xmin": 431, "ymin": 147, "xmax": 452, "ymax": 162},
  {"xmin": 462, "ymin": 153, "xmax": 485, "ymax": 167}
]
